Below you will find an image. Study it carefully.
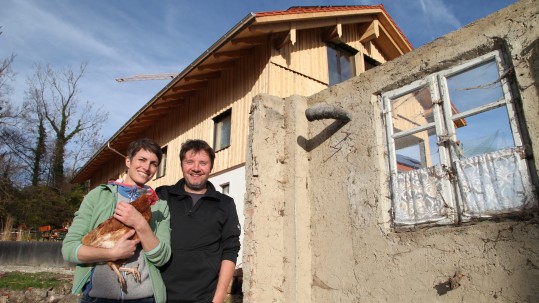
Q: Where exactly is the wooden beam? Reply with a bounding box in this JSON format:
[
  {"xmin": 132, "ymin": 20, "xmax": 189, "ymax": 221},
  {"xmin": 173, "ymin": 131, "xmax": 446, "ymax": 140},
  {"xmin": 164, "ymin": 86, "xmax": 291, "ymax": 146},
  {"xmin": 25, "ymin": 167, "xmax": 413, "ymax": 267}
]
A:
[
  {"xmin": 198, "ymin": 61, "xmax": 235, "ymax": 71},
  {"xmin": 162, "ymin": 91, "xmax": 196, "ymax": 101},
  {"xmin": 152, "ymin": 98, "xmax": 185, "ymax": 108},
  {"xmin": 273, "ymin": 23, "xmax": 297, "ymax": 50},
  {"xmin": 143, "ymin": 108, "xmax": 171, "ymax": 116},
  {"xmin": 214, "ymin": 48, "xmax": 252, "ymax": 59},
  {"xmin": 290, "ymin": 22, "xmax": 296, "ymax": 45},
  {"xmin": 359, "ymin": 20, "xmax": 379, "ymax": 43},
  {"xmin": 322, "ymin": 22, "xmax": 342, "ymax": 43},
  {"xmin": 130, "ymin": 117, "xmax": 152, "ymax": 127},
  {"xmin": 136, "ymin": 116, "xmax": 159, "ymax": 122},
  {"xmin": 250, "ymin": 15, "xmax": 372, "ymax": 33},
  {"xmin": 184, "ymin": 71, "xmax": 221, "ymax": 82},
  {"xmin": 231, "ymin": 35, "xmax": 268, "ymax": 45},
  {"xmin": 374, "ymin": 22, "xmax": 404, "ymax": 58},
  {"xmin": 274, "ymin": 33, "xmax": 290, "ymax": 50},
  {"xmin": 171, "ymin": 81, "xmax": 208, "ymax": 92}
]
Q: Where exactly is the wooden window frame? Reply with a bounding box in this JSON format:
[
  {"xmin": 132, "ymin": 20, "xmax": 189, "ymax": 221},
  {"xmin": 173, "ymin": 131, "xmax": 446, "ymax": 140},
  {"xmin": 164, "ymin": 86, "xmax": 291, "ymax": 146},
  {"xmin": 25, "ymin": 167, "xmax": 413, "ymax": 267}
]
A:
[{"xmin": 213, "ymin": 109, "xmax": 232, "ymax": 152}]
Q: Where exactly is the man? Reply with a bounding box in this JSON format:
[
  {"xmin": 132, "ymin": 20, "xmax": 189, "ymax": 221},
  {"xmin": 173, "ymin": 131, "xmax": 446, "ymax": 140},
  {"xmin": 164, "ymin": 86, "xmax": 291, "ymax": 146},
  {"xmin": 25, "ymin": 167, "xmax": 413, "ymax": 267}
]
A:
[
  {"xmin": 62, "ymin": 138, "xmax": 171, "ymax": 303},
  {"xmin": 157, "ymin": 139, "xmax": 241, "ymax": 303}
]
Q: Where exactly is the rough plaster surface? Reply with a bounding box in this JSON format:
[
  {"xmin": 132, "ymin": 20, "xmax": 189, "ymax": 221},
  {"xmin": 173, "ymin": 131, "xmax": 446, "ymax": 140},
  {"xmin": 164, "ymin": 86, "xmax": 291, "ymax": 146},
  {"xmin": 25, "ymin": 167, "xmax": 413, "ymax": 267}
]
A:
[{"xmin": 244, "ymin": 0, "xmax": 539, "ymax": 302}]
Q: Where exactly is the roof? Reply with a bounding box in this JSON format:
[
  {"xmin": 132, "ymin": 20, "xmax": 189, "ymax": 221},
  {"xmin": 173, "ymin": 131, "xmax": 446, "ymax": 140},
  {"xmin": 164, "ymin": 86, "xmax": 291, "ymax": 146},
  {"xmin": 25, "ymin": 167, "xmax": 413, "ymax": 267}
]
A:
[{"xmin": 71, "ymin": 5, "xmax": 413, "ymax": 184}]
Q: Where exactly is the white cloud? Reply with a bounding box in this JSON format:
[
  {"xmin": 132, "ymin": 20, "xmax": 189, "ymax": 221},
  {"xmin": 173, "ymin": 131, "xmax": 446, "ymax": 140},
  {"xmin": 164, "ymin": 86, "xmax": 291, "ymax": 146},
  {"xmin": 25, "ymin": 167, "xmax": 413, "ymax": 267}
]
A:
[{"xmin": 419, "ymin": 0, "xmax": 462, "ymax": 30}]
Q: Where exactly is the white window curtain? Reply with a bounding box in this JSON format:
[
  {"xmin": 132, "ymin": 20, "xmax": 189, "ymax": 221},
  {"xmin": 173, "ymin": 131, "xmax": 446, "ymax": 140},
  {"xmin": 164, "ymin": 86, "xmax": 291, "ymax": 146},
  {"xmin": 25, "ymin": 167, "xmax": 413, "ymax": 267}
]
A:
[
  {"xmin": 394, "ymin": 165, "xmax": 449, "ymax": 225},
  {"xmin": 455, "ymin": 147, "xmax": 534, "ymax": 217}
]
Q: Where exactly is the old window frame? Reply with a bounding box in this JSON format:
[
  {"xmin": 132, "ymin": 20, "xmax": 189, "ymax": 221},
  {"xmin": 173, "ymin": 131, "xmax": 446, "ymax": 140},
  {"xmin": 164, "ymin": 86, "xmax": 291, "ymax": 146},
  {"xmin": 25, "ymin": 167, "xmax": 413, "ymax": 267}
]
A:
[{"xmin": 382, "ymin": 50, "xmax": 536, "ymax": 229}]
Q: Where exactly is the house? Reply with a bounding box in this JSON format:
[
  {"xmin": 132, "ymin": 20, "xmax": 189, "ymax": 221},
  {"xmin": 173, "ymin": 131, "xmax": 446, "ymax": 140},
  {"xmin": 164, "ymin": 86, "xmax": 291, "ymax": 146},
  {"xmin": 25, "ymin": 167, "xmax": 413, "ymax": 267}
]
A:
[
  {"xmin": 71, "ymin": 5, "xmax": 413, "ymax": 265},
  {"xmin": 243, "ymin": 0, "xmax": 539, "ymax": 301}
]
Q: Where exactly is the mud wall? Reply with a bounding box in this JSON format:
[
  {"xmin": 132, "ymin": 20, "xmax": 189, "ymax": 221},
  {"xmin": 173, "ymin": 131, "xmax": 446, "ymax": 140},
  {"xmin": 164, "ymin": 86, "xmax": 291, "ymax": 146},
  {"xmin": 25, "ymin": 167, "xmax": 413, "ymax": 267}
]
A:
[{"xmin": 243, "ymin": 0, "xmax": 539, "ymax": 302}]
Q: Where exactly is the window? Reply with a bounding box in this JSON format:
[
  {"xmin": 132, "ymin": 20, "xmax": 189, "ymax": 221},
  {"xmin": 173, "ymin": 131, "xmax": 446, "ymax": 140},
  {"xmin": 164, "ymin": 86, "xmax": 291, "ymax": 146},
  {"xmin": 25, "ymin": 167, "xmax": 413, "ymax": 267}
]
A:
[
  {"xmin": 156, "ymin": 146, "xmax": 167, "ymax": 179},
  {"xmin": 213, "ymin": 109, "xmax": 231, "ymax": 152},
  {"xmin": 382, "ymin": 50, "xmax": 536, "ymax": 229},
  {"xmin": 327, "ymin": 42, "xmax": 357, "ymax": 86},
  {"xmin": 364, "ymin": 54, "xmax": 381, "ymax": 71},
  {"xmin": 220, "ymin": 183, "xmax": 230, "ymax": 195}
]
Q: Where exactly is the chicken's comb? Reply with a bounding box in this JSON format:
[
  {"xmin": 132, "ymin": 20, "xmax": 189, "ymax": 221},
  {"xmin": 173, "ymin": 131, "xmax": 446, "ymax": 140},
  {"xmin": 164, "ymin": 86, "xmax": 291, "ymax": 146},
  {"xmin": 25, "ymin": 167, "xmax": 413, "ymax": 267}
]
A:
[{"xmin": 146, "ymin": 188, "xmax": 158, "ymax": 205}]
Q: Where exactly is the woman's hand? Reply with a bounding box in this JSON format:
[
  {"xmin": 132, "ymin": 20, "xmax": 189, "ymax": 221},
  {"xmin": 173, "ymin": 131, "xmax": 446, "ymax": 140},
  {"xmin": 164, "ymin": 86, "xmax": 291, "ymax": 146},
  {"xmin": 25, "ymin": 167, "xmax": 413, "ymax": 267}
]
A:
[
  {"xmin": 110, "ymin": 229, "xmax": 140, "ymax": 260},
  {"xmin": 114, "ymin": 202, "xmax": 144, "ymax": 229}
]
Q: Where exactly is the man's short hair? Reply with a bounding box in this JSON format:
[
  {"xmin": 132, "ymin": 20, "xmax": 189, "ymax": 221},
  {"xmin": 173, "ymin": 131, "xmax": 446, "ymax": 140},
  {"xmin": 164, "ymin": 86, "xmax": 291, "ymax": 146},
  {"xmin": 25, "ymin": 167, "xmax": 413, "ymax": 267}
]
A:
[
  {"xmin": 179, "ymin": 139, "xmax": 215, "ymax": 168},
  {"xmin": 126, "ymin": 138, "xmax": 163, "ymax": 164}
]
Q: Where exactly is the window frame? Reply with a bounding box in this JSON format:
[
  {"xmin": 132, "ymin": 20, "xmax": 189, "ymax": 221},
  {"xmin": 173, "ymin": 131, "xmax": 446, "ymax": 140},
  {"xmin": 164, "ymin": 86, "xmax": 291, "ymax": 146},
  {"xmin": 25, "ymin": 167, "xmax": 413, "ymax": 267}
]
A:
[
  {"xmin": 155, "ymin": 145, "xmax": 167, "ymax": 179},
  {"xmin": 213, "ymin": 109, "xmax": 232, "ymax": 152},
  {"xmin": 220, "ymin": 182, "xmax": 230, "ymax": 195},
  {"xmin": 327, "ymin": 42, "xmax": 358, "ymax": 86},
  {"xmin": 382, "ymin": 50, "xmax": 534, "ymax": 229}
]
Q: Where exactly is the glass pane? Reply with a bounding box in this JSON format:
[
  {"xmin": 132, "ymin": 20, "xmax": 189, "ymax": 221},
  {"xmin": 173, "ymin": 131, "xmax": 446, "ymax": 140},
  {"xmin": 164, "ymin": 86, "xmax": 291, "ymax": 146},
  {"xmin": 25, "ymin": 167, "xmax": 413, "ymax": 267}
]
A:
[
  {"xmin": 394, "ymin": 129, "xmax": 439, "ymax": 172},
  {"xmin": 214, "ymin": 112, "xmax": 231, "ymax": 151},
  {"xmin": 327, "ymin": 47, "xmax": 340, "ymax": 86},
  {"xmin": 446, "ymin": 60, "xmax": 504, "ymax": 113},
  {"xmin": 391, "ymin": 86, "xmax": 434, "ymax": 133},
  {"xmin": 327, "ymin": 46, "xmax": 353, "ymax": 86},
  {"xmin": 453, "ymin": 106, "xmax": 515, "ymax": 159},
  {"xmin": 221, "ymin": 115, "xmax": 231, "ymax": 148},
  {"xmin": 339, "ymin": 54, "xmax": 351, "ymax": 80}
]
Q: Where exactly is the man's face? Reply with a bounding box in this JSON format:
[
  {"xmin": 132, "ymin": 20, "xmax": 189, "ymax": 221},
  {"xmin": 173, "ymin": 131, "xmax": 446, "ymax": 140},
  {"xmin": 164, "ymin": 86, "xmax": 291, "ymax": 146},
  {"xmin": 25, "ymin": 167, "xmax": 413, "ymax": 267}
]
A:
[
  {"xmin": 124, "ymin": 149, "xmax": 159, "ymax": 187},
  {"xmin": 181, "ymin": 149, "xmax": 212, "ymax": 194}
]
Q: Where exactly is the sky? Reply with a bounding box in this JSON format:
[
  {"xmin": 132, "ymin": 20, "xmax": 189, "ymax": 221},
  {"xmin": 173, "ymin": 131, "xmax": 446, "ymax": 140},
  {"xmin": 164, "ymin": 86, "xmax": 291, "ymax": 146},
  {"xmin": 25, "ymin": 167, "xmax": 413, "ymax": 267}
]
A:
[{"xmin": 0, "ymin": 0, "xmax": 519, "ymax": 141}]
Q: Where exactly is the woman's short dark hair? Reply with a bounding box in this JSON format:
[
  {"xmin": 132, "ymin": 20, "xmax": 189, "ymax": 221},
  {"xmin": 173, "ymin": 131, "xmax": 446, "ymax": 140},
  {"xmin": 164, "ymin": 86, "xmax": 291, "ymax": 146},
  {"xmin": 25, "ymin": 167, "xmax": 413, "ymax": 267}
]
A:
[
  {"xmin": 179, "ymin": 139, "xmax": 215, "ymax": 168},
  {"xmin": 126, "ymin": 138, "xmax": 163, "ymax": 164}
]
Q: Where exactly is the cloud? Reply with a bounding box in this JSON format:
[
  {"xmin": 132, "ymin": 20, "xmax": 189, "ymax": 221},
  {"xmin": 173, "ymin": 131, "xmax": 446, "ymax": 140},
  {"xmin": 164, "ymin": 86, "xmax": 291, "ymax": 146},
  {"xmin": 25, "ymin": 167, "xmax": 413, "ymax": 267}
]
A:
[{"xmin": 419, "ymin": 0, "xmax": 461, "ymax": 29}]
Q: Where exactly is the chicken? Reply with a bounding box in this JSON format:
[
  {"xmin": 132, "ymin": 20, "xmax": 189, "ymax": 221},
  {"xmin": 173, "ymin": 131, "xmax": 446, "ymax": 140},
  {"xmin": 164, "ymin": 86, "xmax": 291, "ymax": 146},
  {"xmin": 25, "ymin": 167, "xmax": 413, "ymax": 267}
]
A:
[{"xmin": 81, "ymin": 190, "xmax": 158, "ymax": 290}]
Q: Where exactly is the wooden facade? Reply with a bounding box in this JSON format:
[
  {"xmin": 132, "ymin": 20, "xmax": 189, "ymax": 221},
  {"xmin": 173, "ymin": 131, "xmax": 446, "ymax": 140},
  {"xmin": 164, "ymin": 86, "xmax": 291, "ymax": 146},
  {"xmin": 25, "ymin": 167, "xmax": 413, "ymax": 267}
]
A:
[{"xmin": 72, "ymin": 5, "xmax": 412, "ymax": 189}]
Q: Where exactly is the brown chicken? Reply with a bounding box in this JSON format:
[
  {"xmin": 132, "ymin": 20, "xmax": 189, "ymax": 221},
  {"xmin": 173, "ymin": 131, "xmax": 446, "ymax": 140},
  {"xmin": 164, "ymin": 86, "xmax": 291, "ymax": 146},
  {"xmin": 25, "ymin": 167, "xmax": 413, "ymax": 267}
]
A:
[{"xmin": 81, "ymin": 190, "xmax": 158, "ymax": 290}]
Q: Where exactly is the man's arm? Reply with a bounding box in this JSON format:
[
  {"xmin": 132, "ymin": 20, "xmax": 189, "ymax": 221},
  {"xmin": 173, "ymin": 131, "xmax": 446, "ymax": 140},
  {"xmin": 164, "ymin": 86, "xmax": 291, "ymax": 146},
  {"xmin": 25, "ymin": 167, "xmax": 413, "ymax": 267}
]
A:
[{"xmin": 212, "ymin": 260, "xmax": 236, "ymax": 303}]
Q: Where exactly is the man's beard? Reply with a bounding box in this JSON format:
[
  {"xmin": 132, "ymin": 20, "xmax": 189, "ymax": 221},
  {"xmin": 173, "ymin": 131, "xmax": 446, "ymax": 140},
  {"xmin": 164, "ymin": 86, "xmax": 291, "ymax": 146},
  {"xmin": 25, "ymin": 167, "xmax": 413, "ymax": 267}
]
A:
[{"xmin": 185, "ymin": 179, "xmax": 206, "ymax": 192}]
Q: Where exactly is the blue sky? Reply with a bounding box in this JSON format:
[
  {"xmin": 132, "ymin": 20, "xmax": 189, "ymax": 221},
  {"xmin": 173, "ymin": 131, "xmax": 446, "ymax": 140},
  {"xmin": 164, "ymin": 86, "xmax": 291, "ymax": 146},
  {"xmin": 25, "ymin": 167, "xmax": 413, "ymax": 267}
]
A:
[{"xmin": 0, "ymin": 0, "xmax": 518, "ymax": 140}]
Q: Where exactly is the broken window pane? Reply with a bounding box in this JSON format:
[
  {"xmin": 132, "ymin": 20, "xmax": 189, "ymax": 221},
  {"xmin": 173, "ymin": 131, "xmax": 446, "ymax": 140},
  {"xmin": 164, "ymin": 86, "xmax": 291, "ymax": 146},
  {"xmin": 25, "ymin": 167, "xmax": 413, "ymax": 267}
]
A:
[
  {"xmin": 453, "ymin": 106, "xmax": 515, "ymax": 159},
  {"xmin": 395, "ymin": 130, "xmax": 439, "ymax": 171}
]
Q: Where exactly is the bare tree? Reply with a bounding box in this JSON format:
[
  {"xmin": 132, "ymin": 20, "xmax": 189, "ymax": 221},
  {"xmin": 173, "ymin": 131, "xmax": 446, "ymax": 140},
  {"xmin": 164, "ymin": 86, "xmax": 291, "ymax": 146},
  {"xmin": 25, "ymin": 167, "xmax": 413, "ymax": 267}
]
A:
[
  {"xmin": 0, "ymin": 54, "xmax": 16, "ymax": 125},
  {"xmin": 26, "ymin": 63, "xmax": 108, "ymax": 189}
]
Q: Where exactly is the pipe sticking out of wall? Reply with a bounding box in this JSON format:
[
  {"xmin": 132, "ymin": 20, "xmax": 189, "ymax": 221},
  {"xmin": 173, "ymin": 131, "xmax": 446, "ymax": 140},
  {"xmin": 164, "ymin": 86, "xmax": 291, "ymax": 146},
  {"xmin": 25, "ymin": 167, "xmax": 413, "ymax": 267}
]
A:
[{"xmin": 305, "ymin": 103, "xmax": 352, "ymax": 122}]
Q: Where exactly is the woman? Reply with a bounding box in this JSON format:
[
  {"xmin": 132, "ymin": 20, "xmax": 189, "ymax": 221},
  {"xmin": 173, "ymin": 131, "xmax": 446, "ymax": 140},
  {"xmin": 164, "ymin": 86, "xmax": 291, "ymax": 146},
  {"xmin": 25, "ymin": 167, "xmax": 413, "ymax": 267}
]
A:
[{"xmin": 62, "ymin": 138, "xmax": 170, "ymax": 303}]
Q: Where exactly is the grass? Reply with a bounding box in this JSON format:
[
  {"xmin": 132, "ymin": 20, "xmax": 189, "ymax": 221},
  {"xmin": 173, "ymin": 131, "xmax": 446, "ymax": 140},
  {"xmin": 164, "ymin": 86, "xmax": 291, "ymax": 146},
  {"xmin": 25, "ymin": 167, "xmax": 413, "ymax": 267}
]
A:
[{"xmin": 0, "ymin": 271, "xmax": 71, "ymax": 291}]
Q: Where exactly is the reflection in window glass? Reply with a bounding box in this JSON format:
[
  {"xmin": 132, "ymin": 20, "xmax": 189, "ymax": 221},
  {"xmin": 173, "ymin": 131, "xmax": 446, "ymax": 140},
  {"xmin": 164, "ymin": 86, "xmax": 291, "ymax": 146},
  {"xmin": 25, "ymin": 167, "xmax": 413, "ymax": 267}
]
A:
[
  {"xmin": 214, "ymin": 110, "xmax": 231, "ymax": 152},
  {"xmin": 327, "ymin": 43, "xmax": 356, "ymax": 86},
  {"xmin": 395, "ymin": 130, "xmax": 439, "ymax": 172},
  {"xmin": 447, "ymin": 60, "xmax": 504, "ymax": 113},
  {"xmin": 454, "ymin": 106, "xmax": 515, "ymax": 158},
  {"xmin": 391, "ymin": 86, "xmax": 433, "ymax": 133}
]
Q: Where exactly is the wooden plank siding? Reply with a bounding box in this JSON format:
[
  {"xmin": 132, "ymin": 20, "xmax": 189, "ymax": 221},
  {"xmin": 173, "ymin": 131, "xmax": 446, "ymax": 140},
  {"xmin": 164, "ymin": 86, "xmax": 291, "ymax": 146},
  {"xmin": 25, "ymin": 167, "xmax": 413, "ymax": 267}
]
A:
[{"xmin": 87, "ymin": 20, "xmax": 392, "ymax": 189}]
